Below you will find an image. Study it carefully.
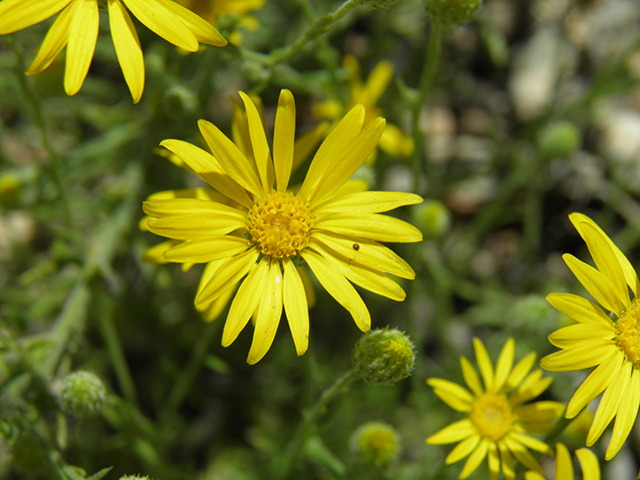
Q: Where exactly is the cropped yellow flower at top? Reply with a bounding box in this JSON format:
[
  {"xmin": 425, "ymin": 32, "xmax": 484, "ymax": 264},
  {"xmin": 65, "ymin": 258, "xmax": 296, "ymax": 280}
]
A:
[
  {"xmin": 524, "ymin": 444, "xmax": 600, "ymax": 480},
  {"xmin": 313, "ymin": 55, "xmax": 414, "ymax": 162},
  {"xmin": 427, "ymin": 338, "xmax": 563, "ymax": 480},
  {"xmin": 141, "ymin": 89, "xmax": 423, "ymax": 364},
  {"xmin": 0, "ymin": 0, "xmax": 227, "ymax": 103},
  {"xmin": 541, "ymin": 213, "xmax": 640, "ymax": 461}
]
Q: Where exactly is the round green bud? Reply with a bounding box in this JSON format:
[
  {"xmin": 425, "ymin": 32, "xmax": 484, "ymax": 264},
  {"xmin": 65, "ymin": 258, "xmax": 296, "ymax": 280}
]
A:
[
  {"xmin": 424, "ymin": 0, "xmax": 483, "ymax": 26},
  {"xmin": 11, "ymin": 431, "xmax": 49, "ymax": 475},
  {"xmin": 353, "ymin": 328, "xmax": 415, "ymax": 386},
  {"xmin": 0, "ymin": 172, "xmax": 23, "ymax": 208},
  {"xmin": 536, "ymin": 121, "xmax": 582, "ymax": 159},
  {"xmin": 411, "ymin": 200, "xmax": 451, "ymax": 239},
  {"xmin": 58, "ymin": 371, "xmax": 107, "ymax": 416},
  {"xmin": 350, "ymin": 422, "xmax": 400, "ymax": 467}
]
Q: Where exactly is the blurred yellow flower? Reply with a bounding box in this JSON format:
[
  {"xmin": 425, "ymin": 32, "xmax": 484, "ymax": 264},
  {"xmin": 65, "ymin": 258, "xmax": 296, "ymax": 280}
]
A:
[
  {"xmin": 313, "ymin": 55, "xmax": 414, "ymax": 163},
  {"xmin": 427, "ymin": 338, "xmax": 563, "ymax": 480},
  {"xmin": 141, "ymin": 89, "xmax": 423, "ymax": 364},
  {"xmin": 541, "ymin": 213, "xmax": 640, "ymax": 461},
  {"xmin": 524, "ymin": 443, "xmax": 600, "ymax": 480},
  {"xmin": 0, "ymin": 0, "xmax": 227, "ymax": 103}
]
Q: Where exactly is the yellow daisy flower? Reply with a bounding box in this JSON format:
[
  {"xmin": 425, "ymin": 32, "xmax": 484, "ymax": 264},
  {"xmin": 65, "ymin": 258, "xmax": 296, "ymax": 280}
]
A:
[
  {"xmin": 525, "ymin": 443, "xmax": 600, "ymax": 480},
  {"xmin": 141, "ymin": 89, "xmax": 423, "ymax": 364},
  {"xmin": 0, "ymin": 0, "xmax": 227, "ymax": 103},
  {"xmin": 541, "ymin": 213, "xmax": 640, "ymax": 460},
  {"xmin": 313, "ymin": 55, "xmax": 414, "ymax": 162},
  {"xmin": 427, "ymin": 338, "xmax": 563, "ymax": 480}
]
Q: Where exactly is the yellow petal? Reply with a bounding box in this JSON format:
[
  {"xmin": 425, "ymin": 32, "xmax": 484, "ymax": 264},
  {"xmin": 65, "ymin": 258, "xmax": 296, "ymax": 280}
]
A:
[
  {"xmin": 0, "ymin": 0, "xmax": 71, "ymax": 34},
  {"xmin": 231, "ymin": 97, "xmax": 253, "ymax": 160},
  {"xmin": 566, "ymin": 351, "xmax": 623, "ymax": 418},
  {"xmin": 146, "ymin": 211, "xmax": 246, "ymax": 239},
  {"xmin": 363, "ymin": 60, "xmax": 393, "ymax": 104},
  {"xmin": 313, "ymin": 191, "xmax": 423, "ymax": 215},
  {"xmin": 300, "ymin": 104, "xmax": 365, "ymax": 200},
  {"xmin": 427, "ymin": 378, "xmax": 474, "ymax": 411},
  {"xmin": 491, "ymin": 338, "xmax": 514, "ymax": 394},
  {"xmin": 239, "ymin": 91, "xmax": 272, "ymax": 192},
  {"xmin": 198, "ymin": 119, "xmax": 264, "ymax": 198},
  {"xmin": 163, "ymin": 236, "xmax": 249, "ymax": 263},
  {"xmin": 141, "ymin": 240, "xmax": 181, "ymax": 264},
  {"xmin": 122, "ymin": 0, "xmax": 199, "ymax": 51},
  {"xmin": 195, "ymin": 248, "xmax": 259, "ymax": 306},
  {"xmin": 222, "ymin": 258, "xmax": 269, "ymax": 346},
  {"xmin": 315, "ymin": 212, "xmax": 422, "ymax": 243},
  {"xmin": 247, "ymin": 259, "xmax": 283, "ymax": 364},
  {"xmin": 586, "ymin": 361, "xmax": 632, "ymax": 446},
  {"xmin": 292, "ymin": 121, "xmax": 329, "ymax": 172},
  {"xmin": 563, "ymin": 253, "xmax": 621, "ymax": 314},
  {"xmin": 201, "ymin": 286, "xmax": 235, "ymax": 322},
  {"xmin": 540, "ymin": 340, "xmax": 617, "ymax": 372},
  {"xmin": 64, "ymin": 0, "xmax": 99, "ymax": 96},
  {"xmin": 514, "ymin": 401, "xmax": 564, "ymax": 425},
  {"xmin": 301, "ymin": 249, "xmax": 370, "ymax": 332},
  {"xmin": 548, "ymin": 323, "xmax": 616, "ymax": 348},
  {"xmin": 444, "ymin": 435, "xmax": 480, "ymax": 464},
  {"xmin": 426, "ymin": 419, "xmax": 474, "ymax": 445},
  {"xmin": 160, "ymin": 139, "xmax": 253, "ymax": 209},
  {"xmin": 546, "ymin": 293, "xmax": 613, "ymax": 327},
  {"xmin": 509, "ymin": 370, "xmax": 551, "ymax": 406},
  {"xmin": 152, "ymin": 0, "xmax": 227, "ymax": 46},
  {"xmin": 502, "ymin": 435, "xmax": 546, "ymax": 471},
  {"xmin": 579, "ymin": 222, "xmax": 630, "ymax": 308},
  {"xmin": 570, "ymin": 212, "xmax": 640, "ymax": 297},
  {"xmin": 26, "ymin": 0, "xmax": 78, "ymax": 75},
  {"xmin": 504, "ymin": 352, "xmax": 536, "ymax": 393},
  {"xmin": 555, "ymin": 443, "xmax": 573, "ymax": 480},
  {"xmin": 143, "ymin": 197, "xmax": 243, "ymax": 217},
  {"xmin": 473, "ymin": 338, "xmax": 494, "ymax": 393},
  {"xmin": 310, "ymin": 231, "xmax": 415, "ymax": 279},
  {"xmin": 273, "ymin": 89, "xmax": 295, "ymax": 192},
  {"xmin": 309, "ymin": 117, "xmax": 386, "ymax": 205},
  {"xmin": 575, "ymin": 448, "xmax": 600, "ymax": 480},
  {"xmin": 379, "ymin": 122, "xmax": 414, "ymax": 156},
  {"xmin": 498, "ymin": 443, "xmax": 515, "ymax": 480},
  {"xmin": 487, "ymin": 443, "xmax": 500, "ymax": 480},
  {"xmin": 459, "ymin": 439, "xmax": 489, "ymax": 479},
  {"xmin": 605, "ymin": 365, "xmax": 640, "ymax": 460},
  {"xmin": 311, "ymin": 100, "xmax": 342, "ymax": 120},
  {"xmin": 283, "ymin": 258, "xmax": 309, "ymax": 357},
  {"xmin": 109, "ymin": 0, "xmax": 144, "ymax": 103},
  {"xmin": 461, "ymin": 356, "xmax": 484, "ymax": 397}
]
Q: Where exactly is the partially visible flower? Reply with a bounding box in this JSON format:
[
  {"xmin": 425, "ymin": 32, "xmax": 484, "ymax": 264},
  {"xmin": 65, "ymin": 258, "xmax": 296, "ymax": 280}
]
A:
[
  {"xmin": 174, "ymin": 0, "xmax": 264, "ymax": 45},
  {"xmin": 427, "ymin": 338, "xmax": 563, "ymax": 480},
  {"xmin": 142, "ymin": 89, "xmax": 423, "ymax": 364},
  {"xmin": 525, "ymin": 443, "xmax": 600, "ymax": 480},
  {"xmin": 541, "ymin": 213, "xmax": 640, "ymax": 461},
  {"xmin": 313, "ymin": 55, "xmax": 414, "ymax": 163},
  {"xmin": 350, "ymin": 422, "xmax": 400, "ymax": 468},
  {"xmin": 0, "ymin": 0, "xmax": 227, "ymax": 103}
]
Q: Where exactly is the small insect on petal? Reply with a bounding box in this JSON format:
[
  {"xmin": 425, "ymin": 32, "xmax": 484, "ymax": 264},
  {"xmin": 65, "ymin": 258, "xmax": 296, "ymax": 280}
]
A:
[{"xmin": 353, "ymin": 243, "xmax": 360, "ymax": 251}]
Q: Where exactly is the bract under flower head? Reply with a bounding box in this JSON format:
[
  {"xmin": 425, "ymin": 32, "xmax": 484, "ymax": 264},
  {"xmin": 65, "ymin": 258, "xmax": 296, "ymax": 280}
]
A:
[
  {"xmin": 427, "ymin": 338, "xmax": 563, "ymax": 480},
  {"xmin": 142, "ymin": 89, "xmax": 423, "ymax": 364}
]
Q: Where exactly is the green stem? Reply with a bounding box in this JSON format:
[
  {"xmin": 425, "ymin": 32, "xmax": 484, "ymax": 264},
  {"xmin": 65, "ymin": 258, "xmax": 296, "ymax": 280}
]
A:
[
  {"xmin": 276, "ymin": 368, "xmax": 359, "ymax": 479},
  {"xmin": 411, "ymin": 20, "xmax": 443, "ymax": 193},
  {"xmin": 6, "ymin": 36, "xmax": 73, "ymax": 226}
]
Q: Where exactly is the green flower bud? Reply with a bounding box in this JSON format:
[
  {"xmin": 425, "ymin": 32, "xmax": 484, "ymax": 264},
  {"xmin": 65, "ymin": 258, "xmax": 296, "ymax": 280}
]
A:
[
  {"xmin": 353, "ymin": 328, "xmax": 415, "ymax": 386},
  {"xmin": 536, "ymin": 121, "xmax": 582, "ymax": 159},
  {"xmin": 11, "ymin": 431, "xmax": 49, "ymax": 475},
  {"xmin": 424, "ymin": 0, "xmax": 483, "ymax": 26},
  {"xmin": 0, "ymin": 172, "xmax": 23, "ymax": 208},
  {"xmin": 58, "ymin": 371, "xmax": 107, "ymax": 416},
  {"xmin": 350, "ymin": 422, "xmax": 400, "ymax": 467},
  {"xmin": 411, "ymin": 200, "xmax": 451, "ymax": 239}
]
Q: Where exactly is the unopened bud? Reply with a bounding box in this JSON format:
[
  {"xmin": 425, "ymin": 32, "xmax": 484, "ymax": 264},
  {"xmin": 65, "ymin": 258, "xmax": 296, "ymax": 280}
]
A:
[
  {"xmin": 412, "ymin": 200, "xmax": 451, "ymax": 239},
  {"xmin": 58, "ymin": 371, "xmax": 106, "ymax": 416},
  {"xmin": 537, "ymin": 121, "xmax": 582, "ymax": 159},
  {"xmin": 350, "ymin": 422, "xmax": 400, "ymax": 468},
  {"xmin": 424, "ymin": 0, "xmax": 483, "ymax": 26},
  {"xmin": 353, "ymin": 328, "xmax": 415, "ymax": 386}
]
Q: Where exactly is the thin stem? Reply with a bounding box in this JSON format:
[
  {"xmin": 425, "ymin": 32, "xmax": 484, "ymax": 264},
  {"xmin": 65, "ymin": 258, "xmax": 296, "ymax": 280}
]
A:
[
  {"xmin": 6, "ymin": 36, "xmax": 73, "ymax": 225},
  {"xmin": 275, "ymin": 368, "xmax": 359, "ymax": 479},
  {"xmin": 411, "ymin": 20, "xmax": 443, "ymax": 193}
]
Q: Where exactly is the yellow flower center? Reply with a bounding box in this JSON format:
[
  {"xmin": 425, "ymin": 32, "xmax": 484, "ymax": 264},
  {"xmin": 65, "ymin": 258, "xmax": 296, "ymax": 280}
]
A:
[
  {"xmin": 615, "ymin": 304, "xmax": 640, "ymax": 367},
  {"xmin": 470, "ymin": 393, "xmax": 513, "ymax": 441},
  {"xmin": 246, "ymin": 191, "xmax": 313, "ymax": 259}
]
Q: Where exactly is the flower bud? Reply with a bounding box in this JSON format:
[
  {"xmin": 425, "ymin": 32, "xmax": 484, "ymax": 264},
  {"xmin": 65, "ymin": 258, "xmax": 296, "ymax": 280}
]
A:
[
  {"xmin": 536, "ymin": 121, "xmax": 582, "ymax": 159},
  {"xmin": 58, "ymin": 371, "xmax": 107, "ymax": 416},
  {"xmin": 424, "ymin": 0, "xmax": 483, "ymax": 26},
  {"xmin": 411, "ymin": 200, "xmax": 451, "ymax": 239},
  {"xmin": 353, "ymin": 328, "xmax": 415, "ymax": 386},
  {"xmin": 350, "ymin": 422, "xmax": 400, "ymax": 468}
]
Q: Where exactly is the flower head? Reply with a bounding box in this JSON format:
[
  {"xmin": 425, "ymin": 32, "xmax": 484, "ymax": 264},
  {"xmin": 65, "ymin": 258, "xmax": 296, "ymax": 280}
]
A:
[
  {"xmin": 524, "ymin": 443, "xmax": 600, "ymax": 480},
  {"xmin": 142, "ymin": 89, "xmax": 422, "ymax": 364},
  {"xmin": 541, "ymin": 213, "xmax": 640, "ymax": 461},
  {"xmin": 0, "ymin": 0, "xmax": 227, "ymax": 103},
  {"xmin": 427, "ymin": 338, "xmax": 563, "ymax": 480},
  {"xmin": 350, "ymin": 422, "xmax": 400, "ymax": 468},
  {"xmin": 313, "ymin": 55, "xmax": 414, "ymax": 162}
]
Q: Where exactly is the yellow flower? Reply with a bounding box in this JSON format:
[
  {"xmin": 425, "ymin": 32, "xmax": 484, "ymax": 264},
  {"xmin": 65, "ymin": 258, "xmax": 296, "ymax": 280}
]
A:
[
  {"xmin": 0, "ymin": 0, "xmax": 227, "ymax": 103},
  {"xmin": 313, "ymin": 55, "xmax": 414, "ymax": 162},
  {"xmin": 524, "ymin": 443, "xmax": 600, "ymax": 480},
  {"xmin": 541, "ymin": 213, "xmax": 640, "ymax": 460},
  {"xmin": 427, "ymin": 338, "xmax": 563, "ymax": 480},
  {"xmin": 141, "ymin": 89, "xmax": 423, "ymax": 364},
  {"xmin": 173, "ymin": 0, "xmax": 264, "ymax": 45}
]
